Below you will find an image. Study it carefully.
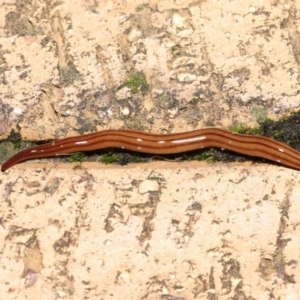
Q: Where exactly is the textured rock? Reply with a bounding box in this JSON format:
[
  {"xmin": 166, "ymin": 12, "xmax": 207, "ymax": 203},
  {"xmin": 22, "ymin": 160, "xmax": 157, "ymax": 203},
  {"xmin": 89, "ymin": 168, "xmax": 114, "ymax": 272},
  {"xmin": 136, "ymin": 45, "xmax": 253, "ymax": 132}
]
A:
[
  {"xmin": 2, "ymin": 0, "xmax": 300, "ymax": 139},
  {"xmin": 1, "ymin": 0, "xmax": 300, "ymax": 298},
  {"xmin": 1, "ymin": 162, "xmax": 300, "ymax": 299}
]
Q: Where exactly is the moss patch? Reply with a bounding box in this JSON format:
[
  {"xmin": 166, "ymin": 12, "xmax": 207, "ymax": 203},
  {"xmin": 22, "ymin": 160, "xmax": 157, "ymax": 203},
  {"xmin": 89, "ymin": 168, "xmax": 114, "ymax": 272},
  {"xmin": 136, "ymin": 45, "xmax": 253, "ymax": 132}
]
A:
[
  {"xmin": 68, "ymin": 153, "xmax": 86, "ymax": 163},
  {"xmin": 124, "ymin": 72, "xmax": 149, "ymax": 94},
  {"xmin": 136, "ymin": 3, "xmax": 149, "ymax": 12}
]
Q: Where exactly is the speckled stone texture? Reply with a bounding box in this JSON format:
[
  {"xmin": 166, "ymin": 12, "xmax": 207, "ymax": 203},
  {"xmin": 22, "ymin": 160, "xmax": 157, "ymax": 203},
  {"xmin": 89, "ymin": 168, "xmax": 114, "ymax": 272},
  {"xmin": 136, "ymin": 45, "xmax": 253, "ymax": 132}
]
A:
[
  {"xmin": 1, "ymin": 0, "xmax": 300, "ymax": 299},
  {"xmin": 1, "ymin": 0, "xmax": 300, "ymax": 139},
  {"xmin": 1, "ymin": 162, "xmax": 300, "ymax": 299}
]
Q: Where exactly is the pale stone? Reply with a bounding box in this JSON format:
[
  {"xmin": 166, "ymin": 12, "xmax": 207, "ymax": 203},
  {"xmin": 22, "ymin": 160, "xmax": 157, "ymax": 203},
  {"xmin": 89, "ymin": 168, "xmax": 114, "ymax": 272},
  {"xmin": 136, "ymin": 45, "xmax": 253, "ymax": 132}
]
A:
[
  {"xmin": 127, "ymin": 29, "xmax": 142, "ymax": 42},
  {"xmin": 115, "ymin": 87, "xmax": 131, "ymax": 101},
  {"xmin": 172, "ymin": 56, "xmax": 194, "ymax": 69},
  {"xmin": 121, "ymin": 106, "xmax": 130, "ymax": 116},
  {"xmin": 177, "ymin": 73, "xmax": 196, "ymax": 82},
  {"xmin": 172, "ymin": 13, "xmax": 186, "ymax": 28},
  {"xmin": 138, "ymin": 179, "xmax": 160, "ymax": 194}
]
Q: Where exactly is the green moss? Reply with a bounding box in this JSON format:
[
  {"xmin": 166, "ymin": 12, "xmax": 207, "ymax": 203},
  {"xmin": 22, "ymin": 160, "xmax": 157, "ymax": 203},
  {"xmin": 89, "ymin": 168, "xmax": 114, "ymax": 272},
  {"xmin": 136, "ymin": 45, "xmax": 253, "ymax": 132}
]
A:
[
  {"xmin": 229, "ymin": 125, "xmax": 260, "ymax": 135},
  {"xmin": 136, "ymin": 3, "xmax": 149, "ymax": 12},
  {"xmin": 251, "ymin": 106, "xmax": 268, "ymax": 123},
  {"xmin": 229, "ymin": 124, "xmax": 247, "ymax": 133},
  {"xmin": 68, "ymin": 153, "xmax": 85, "ymax": 163},
  {"xmin": 13, "ymin": 140, "xmax": 22, "ymax": 149},
  {"xmin": 124, "ymin": 72, "xmax": 149, "ymax": 94},
  {"xmin": 100, "ymin": 153, "xmax": 121, "ymax": 164},
  {"xmin": 0, "ymin": 129, "xmax": 33, "ymax": 165},
  {"xmin": 195, "ymin": 152, "xmax": 216, "ymax": 163},
  {"xmin": 259, "ymin": 117, "xmax": 273, "ymax": 124}
]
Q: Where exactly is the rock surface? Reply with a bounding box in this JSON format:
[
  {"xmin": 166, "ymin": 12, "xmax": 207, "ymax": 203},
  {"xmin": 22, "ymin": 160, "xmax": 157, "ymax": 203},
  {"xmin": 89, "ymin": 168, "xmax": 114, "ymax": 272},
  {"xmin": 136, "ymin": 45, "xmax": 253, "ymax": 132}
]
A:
[
  {"xmin": 1, "ymin": 0, "xmax": 300, "ymax": 298},
  {"xmin": 1, "ymin": 162, "xmax": 300, "ymax": 299}
]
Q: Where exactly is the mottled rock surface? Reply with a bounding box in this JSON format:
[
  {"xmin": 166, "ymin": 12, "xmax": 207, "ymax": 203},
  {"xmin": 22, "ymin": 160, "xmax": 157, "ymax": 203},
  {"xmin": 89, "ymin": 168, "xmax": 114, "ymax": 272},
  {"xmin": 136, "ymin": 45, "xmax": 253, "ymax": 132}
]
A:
[{"xmin": 1, "ymin": 0, "xmax": 300, "ymax": 299}]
